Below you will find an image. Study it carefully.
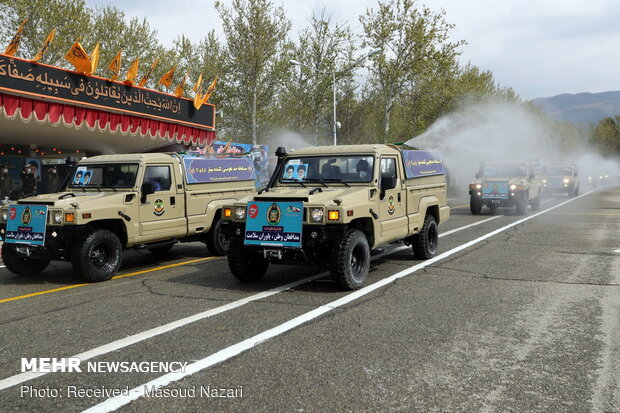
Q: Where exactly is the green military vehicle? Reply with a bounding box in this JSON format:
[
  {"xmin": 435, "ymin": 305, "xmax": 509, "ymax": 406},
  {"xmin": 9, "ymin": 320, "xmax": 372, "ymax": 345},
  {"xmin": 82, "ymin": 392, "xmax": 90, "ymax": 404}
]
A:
[
  {"xmin": 542, "ymin": 164, "xmax": 579, "ymax": 197},
  {"xmin": 0, "ymin": 152, "xmax": 256, "ymax": 281},
  {"xmin": 221, "ymin": 145, "xmax": 450, "ymax": 290},
  {"xmin": 469, "ymin": 161, "xmax": 543, "ymax": 215}
]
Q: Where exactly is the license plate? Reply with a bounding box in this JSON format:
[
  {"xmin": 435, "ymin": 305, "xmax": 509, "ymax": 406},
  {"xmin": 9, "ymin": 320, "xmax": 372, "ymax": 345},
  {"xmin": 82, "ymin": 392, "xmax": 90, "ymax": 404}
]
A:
[
  {"xmin": 263, "ymin": 249, "xmax": 282, "ymax": 260},
  {"xmin": 491, "ymin": 200, "xmax": 501, "ymax": 204},
  {"xmin": 16, "ymin": 246, "xmax": 31, "ymax": 256}
]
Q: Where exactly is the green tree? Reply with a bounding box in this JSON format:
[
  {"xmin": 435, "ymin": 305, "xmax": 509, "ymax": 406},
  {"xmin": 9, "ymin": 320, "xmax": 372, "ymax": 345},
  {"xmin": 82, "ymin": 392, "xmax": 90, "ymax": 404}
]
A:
[
  {"xmin": 215, "ymin": 0, "xmax": 291, "ymax": 145},
  {"xmin": 360, "ymin": 0, "xmax": 465, "ymax": 141}
]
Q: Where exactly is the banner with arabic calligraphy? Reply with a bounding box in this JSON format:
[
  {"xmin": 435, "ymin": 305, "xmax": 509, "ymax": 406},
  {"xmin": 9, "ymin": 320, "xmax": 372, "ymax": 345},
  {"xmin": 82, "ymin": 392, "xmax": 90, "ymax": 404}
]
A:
[
  {"xmin": 244, "ymin": 201, "xmax": 303, "ymax": 248},
  {"xmin": 402, "ymin": 150, "xmax": 445, "ymax": 178},
  {"xmin": 183, "ymin": 157, "xmax": 255, "ymax": 183},
  {"xmin": 5, "ymin": 204, "xmax": 48, "ymax": 246},
  {"xmin": 0, "ymin": 54, "xmax": 214, "ymax": 129}
]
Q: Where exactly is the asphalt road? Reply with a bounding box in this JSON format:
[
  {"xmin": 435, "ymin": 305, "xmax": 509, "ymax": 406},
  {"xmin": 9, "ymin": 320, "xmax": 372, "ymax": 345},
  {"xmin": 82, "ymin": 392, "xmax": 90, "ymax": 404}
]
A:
[{"xmin": 0, "ymin": 184, "xmax": 618, "ymax": 413}]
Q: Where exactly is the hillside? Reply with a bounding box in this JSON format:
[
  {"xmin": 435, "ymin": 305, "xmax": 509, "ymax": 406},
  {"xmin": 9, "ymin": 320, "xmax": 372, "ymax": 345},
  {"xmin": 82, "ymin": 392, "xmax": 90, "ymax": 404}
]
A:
[{"xmin": 532, "ymin": 91, "xmax": 620, "ymax": 124}]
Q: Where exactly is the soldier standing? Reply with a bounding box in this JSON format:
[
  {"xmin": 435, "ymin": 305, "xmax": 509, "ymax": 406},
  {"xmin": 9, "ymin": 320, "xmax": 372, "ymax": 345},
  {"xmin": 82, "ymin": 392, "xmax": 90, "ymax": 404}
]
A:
[
  {"xmin": 21, "ymin": 164, "xmax": 36, "ymax": 197},
  {"xmin": 0, "ymin": 164, "xmax": 11, "ymax": 201},
  {"xmin": 45, "ymin": 165, "xmax": 59, "ymax": 193}
]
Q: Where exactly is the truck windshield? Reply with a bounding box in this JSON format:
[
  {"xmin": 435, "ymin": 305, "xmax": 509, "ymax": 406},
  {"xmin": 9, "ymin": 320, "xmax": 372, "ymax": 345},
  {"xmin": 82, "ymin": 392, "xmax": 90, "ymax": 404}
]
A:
[
  {"xmin": 280, "ymin": 155, "xmax": 374, "ymax": 184},
  {"xmin": 482, "ymin": 164, "xmax": 527, "ymax": 178},
  {"xmin": 68, "ymin": 164, "xmax": 139, "ymax": 189},
  {"xmin": 545, "ymin": 167, "xmax": 573, "ymax": 176}
]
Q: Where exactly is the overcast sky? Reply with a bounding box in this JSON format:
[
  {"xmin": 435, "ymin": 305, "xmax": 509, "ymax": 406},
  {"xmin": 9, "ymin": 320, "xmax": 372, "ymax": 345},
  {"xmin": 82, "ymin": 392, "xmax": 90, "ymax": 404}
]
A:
[{"xmin": 86, "ymin": 0, "xmax": 620, "ymax": 100}]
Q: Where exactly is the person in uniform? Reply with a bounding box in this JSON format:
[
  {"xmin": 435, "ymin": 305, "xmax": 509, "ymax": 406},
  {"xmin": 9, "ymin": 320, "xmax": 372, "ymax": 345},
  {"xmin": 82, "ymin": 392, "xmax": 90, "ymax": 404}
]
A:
[
  {"xmin": 45, "ymin": 165, "xmax": 59, "ymax": 193},
  {"xmin": 21, "ymin": 164, "xmax": 36, "ymax": 197},
  {"xmin": 0, "ymin": 164, "xmax": 12, "ymax": 200}
]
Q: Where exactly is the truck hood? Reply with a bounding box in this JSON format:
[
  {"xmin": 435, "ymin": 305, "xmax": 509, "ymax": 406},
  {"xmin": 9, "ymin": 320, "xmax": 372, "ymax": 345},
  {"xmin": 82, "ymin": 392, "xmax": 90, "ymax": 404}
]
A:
[
  {"xmin": 251, "ymin": 186, "xmax": 372, "ymax": 206},
  {"xmin": 477, "ymin": 177, "xmax": 527, "ymax": 184},
  {"xmin": 17, "ymin": 191, "xmax": 133, "ymax": 209}
]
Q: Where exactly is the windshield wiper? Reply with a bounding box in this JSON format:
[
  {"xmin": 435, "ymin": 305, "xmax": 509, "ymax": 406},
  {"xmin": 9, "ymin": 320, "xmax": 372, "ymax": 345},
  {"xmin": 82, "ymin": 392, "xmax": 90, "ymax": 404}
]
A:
[
  {"xmin": 303, "ymin": 178, "xmax": 327, "ymax": 187},
  {"xmin": 321, "ymin": 178, "xmax": 350, "ymax": 188},
  {"xmin": 281, "ymin": 178, "xmax": 306, "ymax": 188}
]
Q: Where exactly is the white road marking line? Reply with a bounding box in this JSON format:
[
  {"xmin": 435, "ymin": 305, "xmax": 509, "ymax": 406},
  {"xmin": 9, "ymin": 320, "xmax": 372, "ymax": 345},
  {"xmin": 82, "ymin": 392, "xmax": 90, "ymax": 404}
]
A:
[
  {"xmin": 85, "ymin": 190, "xmax": 597, "ymax": 413},
  {"xmin": 0, "ymin": 212, "xmax": 497, "ymax": 390}
]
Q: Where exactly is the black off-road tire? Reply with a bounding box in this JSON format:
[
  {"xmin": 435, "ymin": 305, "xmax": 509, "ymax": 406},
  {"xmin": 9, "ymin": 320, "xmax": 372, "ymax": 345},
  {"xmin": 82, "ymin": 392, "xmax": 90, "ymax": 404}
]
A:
[
  {"xmin": 71, "ymin": 229, "xmax": 122, "ymax": 282},
  {"xmin": 516, "ymin": 193, "xmax": 528, "ymax": 215},
  {"xmin": 412, "ymin": 215, "xmax": 439, "ymax": 260},
  {"xmin": 573, "ymin": 186, "xmax": 579, "ymax": 197},
  {"xmin": 331, "ymin": 229, "xmax": 371, "ymax": 290},
  {"xmin": 228, "ymin": 236, "xmax": 268, "ymax": 281},
  {"xmin": 148, "ymin": 244, "xmax": 174, "ymax": 255},
  {"xmin": 1, "ymin": 245, "xmax": 50, "ymax": 276},
  {"xmin": 206, "ymin": 215, "xmax": 229, "ymax": 256},
  {"xmin": 531, "ymin": 192, "xmax": 541, "ymax": 211},
  {"xmin": 470, "ymin": 196, "xmax": 482, "ymax": 215}
]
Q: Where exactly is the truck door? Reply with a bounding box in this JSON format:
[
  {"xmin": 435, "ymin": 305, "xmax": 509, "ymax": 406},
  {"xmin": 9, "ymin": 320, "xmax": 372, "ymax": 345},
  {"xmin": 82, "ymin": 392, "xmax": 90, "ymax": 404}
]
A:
[
  {"xmin": 138, "ymin": 164, "xmax": 187, "ymax": 243},
  {"xmin": 378, "ymin": 156, "xmax": 408, "ymax": 242}
]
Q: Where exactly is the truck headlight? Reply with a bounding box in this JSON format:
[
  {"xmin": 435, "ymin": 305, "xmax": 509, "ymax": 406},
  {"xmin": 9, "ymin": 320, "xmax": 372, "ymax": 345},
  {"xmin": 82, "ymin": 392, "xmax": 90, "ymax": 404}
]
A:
[
  {"xmin": 65, "ymin": 212, "xmax": 75, "ymax": 223},
  {"xmin": 310, "ymin": 208, "xmax": 324, "ymax": 223},
  {"xmin": 542, "ymin": 179, "xmax": 547, "ymax": 184},
  {"xmin": 53, "ymin": 210, "xmax": 63, "ymax": 224},
  {"xmin": 510, "ymin": 184, "xmax": 517, "ymax": 191},
  {"xmin": 563, "ymin": 178, "xmax": 570, "ymax": 184},
  {"xmin": 223, "ymin": 208, "xmax": 232, "ymax": 218},
  {"xmin": 327, "ymin": 210, "xmax": 340, "ymax": 221},
  {"xmin": 1, "ymin": 210, "xmax": 7, "ymax": 222},
  {"xmin": 475, "ymin": 184, "xmax": 482, "ymax": 189},
  {"xmin": 234, "ymin": 206, "xmax": 246, "ymax": 220}
]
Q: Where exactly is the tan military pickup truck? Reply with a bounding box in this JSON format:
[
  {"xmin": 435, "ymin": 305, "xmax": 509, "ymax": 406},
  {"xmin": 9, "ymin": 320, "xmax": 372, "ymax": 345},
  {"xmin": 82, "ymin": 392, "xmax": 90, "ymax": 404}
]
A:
[
  {"xmin": 0, "ymin": 152, "xmax": 256, "ymax": 281},
  {"xmin": 222, "ymin": 144, "xmax": 450, "ymax": 290}
]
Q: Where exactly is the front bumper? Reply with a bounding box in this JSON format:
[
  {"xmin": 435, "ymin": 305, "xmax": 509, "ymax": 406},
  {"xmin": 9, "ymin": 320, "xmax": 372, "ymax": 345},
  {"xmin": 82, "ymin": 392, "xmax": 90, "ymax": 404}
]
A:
[
  {"xmin": 0, "ymin": 224, "xmax": 83, "ymax": 260},
  {"xmin": 222, "ymin": 221, "xmax": 348, "ymax": 265}
]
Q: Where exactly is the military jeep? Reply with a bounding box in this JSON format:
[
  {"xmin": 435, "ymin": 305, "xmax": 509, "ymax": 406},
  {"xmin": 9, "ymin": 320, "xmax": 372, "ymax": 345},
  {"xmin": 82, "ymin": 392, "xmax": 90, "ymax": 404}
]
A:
[
  {"xmin": 469, "ymin": 161, "xmax": 543, "ymax": 215},
  {"xmin": 222, "ymin": 145, "xmax": 450, "ymax": 290}
]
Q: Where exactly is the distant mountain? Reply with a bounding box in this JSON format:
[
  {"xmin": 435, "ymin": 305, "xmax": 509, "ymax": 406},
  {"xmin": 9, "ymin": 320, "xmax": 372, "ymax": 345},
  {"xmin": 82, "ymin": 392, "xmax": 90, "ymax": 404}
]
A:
[{"xmin": 532, "ymin": 91, "xmax": 620, "ymax": 124}]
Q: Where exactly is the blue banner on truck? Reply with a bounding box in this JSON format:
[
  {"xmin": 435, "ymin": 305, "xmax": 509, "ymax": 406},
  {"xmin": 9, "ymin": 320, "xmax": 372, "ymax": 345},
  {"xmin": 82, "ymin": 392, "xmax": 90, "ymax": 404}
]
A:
[
  {"xmin": 244, "ymin": 201, "xmax": 303, "ymax": 248},
  {"xmin": 402, "ymin": 150, "xmax": 444, "ymax": 178},
  {"xmin": 183, "ymin": 157, "xmax": 255, "ymax": 183},
  {"xmin": 5, "ymin": 205, "xmax": 47, "ymax": 245},
  {"xmin": 482, "ymin": 181, "xmax": 509, "ymax": 199}
]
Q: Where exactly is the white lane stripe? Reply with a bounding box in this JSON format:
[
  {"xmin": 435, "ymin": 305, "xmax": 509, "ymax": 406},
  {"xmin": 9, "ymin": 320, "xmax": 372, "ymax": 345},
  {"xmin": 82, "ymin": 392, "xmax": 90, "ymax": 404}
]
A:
[
  {"xmin": 0, "ymin": 210, "xmax": 501, "ymax": 390},
  {"xmin": 84, "ymin": 190, "xmax": 597, "ymax": 413}
]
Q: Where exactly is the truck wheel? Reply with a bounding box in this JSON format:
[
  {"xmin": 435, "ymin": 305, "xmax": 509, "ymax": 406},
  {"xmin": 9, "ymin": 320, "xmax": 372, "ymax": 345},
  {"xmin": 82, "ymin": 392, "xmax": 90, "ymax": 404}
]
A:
[
  {"xmin": 206, "ymin": 216, "xmax": 229, "ymax": 256},
  {"xmin": 228, "ymin": 236, "xmax": 268, "ymax": 281},
  {"xmin": 412, "ymin": 215, "xmax": 439, "ymax": 259},
  {"xmin": 470, "ymin": 196, "xmax": 482, "ymax": 215},
  {"xmin": 531, "ymin": 193, "xmax": 541, "ymax": 211},
  {"xmin": 71, "ymin": 229, "xmax": 122, "ymax": 282},
  {"xmin": 1, "ymin": 245, "xmax": 50, "ymax": 276},
  {"xmin": 574, "ymin": 186, "xmax": 579, "ymax": 197},
  {"xmin": 148, "ymin": 244, "xmax": 173, "ymax": 254},
  {"xmin": 331, "ymin": 229, "xmax": 370, "ymax": 290},
  {"xmin": 516, "ymin": 193, "xmax": 528, "ymax": 215}
]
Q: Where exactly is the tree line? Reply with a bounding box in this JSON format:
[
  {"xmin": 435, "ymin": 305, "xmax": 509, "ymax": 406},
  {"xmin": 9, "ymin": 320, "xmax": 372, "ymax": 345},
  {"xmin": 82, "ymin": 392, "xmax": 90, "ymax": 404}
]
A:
[{"xmin": 2, "ymin": 0, "xmax": 616, "ymax": 157}]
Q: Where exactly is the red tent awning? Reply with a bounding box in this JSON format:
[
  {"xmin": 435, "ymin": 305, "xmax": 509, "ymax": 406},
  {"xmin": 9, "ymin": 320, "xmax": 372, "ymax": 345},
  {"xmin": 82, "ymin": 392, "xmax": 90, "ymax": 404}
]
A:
[{"xmin": 0, "ymin": 92, "xmax": 215, "ymax": 153}]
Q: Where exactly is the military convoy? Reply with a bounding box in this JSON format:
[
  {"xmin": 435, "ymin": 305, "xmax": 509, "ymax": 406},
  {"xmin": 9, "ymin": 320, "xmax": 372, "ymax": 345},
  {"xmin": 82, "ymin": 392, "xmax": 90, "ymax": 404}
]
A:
[
  {"xmin": 221, "ymin": 144, "xmax": 450, "ymax": 290},
  {"xmin": 469, "ymin": 161, "xmax": 543, "ymax": 215},
  {"xmin": 542, "ymin": 164, "xmax": 579, "ymax": 197},
  {"xmin": 0, "ymin": 152, "xmax": 256, "ymax": 281}
]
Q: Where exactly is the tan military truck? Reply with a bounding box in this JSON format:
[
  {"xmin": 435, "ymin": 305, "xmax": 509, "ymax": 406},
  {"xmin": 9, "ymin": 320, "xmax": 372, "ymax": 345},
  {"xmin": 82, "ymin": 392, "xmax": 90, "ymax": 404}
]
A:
[
  {"xmin": 221, "ymin": 145, "xmax": 450, "ymax": 290},
  {"xmin": 469, "ymin": 161, "xmax": 543, "ymax": 215},
  {"xmin": 0, "ymin": 152, "xmax": 256, "ymax": 281},
  {"xmin": 542, "ymin": 164, "xmax": 579, "ymax": 197}
]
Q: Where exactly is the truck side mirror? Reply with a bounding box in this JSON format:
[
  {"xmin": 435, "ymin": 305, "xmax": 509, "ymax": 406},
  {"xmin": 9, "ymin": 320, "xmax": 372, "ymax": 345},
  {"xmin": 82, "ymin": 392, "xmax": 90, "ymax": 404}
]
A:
[
  {"xmin": 380, "ymin": 175, "xmax": 396, "ymax": 199},
  {"xmin": 140, "ymin": 181, "xmax": 155, "ymax": 203}
]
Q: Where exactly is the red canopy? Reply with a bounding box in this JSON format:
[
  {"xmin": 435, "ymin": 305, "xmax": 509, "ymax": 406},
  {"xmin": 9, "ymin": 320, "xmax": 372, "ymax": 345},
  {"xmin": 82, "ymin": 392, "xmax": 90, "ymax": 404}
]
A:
[{"xmin": 0, "ymin": 91, "xmax": 215, "ymax": 153}]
